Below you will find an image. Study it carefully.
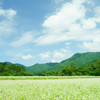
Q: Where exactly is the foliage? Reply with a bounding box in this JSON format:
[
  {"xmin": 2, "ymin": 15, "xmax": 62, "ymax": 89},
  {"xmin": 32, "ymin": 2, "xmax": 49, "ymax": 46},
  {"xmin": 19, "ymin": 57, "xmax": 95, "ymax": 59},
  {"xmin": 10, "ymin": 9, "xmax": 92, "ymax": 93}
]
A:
[
  {"xmin": 41, "ymin": 59, "xmax": 100, "ymax": 76},
  {"xmin": 48, "ymin": 52, "xmax": 100, "ymax": 72},
  {"xmin": 25, "ymin": 52, "xmax": 100, "ymax": 74},
  {"xmin": 0, "ymin": 52, "xmax": 100, "ymax": 76},
  {"xmin": 0, "ymin": 62, "xmax": 33, "ymax": 76},
  {"xmin": 25, "ymin": 63, "xmax": 58, "ymax": 75}
]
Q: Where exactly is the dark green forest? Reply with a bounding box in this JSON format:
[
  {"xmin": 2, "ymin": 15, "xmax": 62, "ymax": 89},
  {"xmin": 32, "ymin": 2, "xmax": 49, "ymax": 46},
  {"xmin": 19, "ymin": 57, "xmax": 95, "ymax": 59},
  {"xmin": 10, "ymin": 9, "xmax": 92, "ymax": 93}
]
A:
[
  {"xmin": 26, "ymin": 52, "xmax": 100, "ymax": 75},
  {"xmin": 0, "ymin": 52, "xmax": 100, "ymax": 76},
  {"xmin": 0, "ymin": 62, "xmax": 33, "ymax": 76},
  {"xmin": 39, "ymin": 59, "xmax": 100, "ymax": 76}
]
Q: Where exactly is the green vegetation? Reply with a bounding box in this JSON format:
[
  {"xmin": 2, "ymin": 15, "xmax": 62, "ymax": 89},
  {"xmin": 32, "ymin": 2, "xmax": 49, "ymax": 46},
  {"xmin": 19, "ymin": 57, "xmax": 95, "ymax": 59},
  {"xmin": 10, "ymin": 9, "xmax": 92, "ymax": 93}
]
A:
[
  {"xmin": 41, "ymin": 59, "xmax": 100, "ymax": 76},
  {"xmin": 26, "ymin": 52, "xmax": 100, "ymax": 75},
  {"xmin": 48, "ymin": 52, "xmax": 100, "ymax": 72},
  {"xmin": 25, "ymin": 63, "xmax": 58, "ymax": 75},
  {"xmin": 0, "ymin": 62, "xmax": 33, "ymax": 76},
  {"xmin": 0, "ymin": 52, "xmax": 100, "ymax": 76},
  {"xmin": 0, "ymin": 78, "xmax": 100, "ymax": 100},
  {"xmin": 0, "ymin": 76, "xmax": 100, "ymax": 80}
]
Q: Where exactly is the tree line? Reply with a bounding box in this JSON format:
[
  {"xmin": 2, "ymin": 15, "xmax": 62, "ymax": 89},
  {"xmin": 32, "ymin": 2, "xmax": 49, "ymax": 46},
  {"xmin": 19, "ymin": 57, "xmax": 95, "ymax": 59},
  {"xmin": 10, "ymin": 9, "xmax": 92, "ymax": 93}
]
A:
[
  {"xmin": 0, "ymin": 60, "xmax": 100, "ymax": 76},
  {"xmin": 0, "ymin": 62, "xmax": 33, "ymax": 76},
  {"xmin": 38, "ymin": 62, "xmax": 100, "ymax": 76}
]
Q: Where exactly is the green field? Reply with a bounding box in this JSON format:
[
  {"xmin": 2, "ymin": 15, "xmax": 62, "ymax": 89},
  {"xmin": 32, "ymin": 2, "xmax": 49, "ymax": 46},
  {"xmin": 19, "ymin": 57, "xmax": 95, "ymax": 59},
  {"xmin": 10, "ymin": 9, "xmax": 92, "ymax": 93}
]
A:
[
  {"xmin": 0, "ymin": 77, "xmax": 100, "ymax": 100},
  {"xmin": 0, "ymin": 76, "xmax": 100, "ymax": 80}
]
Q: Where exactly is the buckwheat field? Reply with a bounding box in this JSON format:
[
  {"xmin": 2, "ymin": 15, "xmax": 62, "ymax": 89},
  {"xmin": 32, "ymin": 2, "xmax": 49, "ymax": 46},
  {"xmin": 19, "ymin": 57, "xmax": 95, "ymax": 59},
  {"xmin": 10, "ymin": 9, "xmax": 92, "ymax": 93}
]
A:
[{"xmin": 0, "ymin": 77, "xmax": 100, "ymax": 100}]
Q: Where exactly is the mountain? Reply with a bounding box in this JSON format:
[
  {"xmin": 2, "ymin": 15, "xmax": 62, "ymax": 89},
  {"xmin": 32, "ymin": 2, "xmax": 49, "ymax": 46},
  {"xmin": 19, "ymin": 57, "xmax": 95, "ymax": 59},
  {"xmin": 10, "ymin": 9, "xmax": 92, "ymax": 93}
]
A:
[
  {"xmin": 0, "ymin": 61, "xmax": 25, "ymax": 67},
  {"xmin": 25, "ymin": 52, "xmax": 100, "ymax": 74},
  {"xmin": 49, "ymin": 52, "xmax": 100, "ymax": 72},
  {"xmin": 1, "ymin": 61, "xmax": 12, "ymax": 65},
  {"xmin": 0, "ymin": 62, "xmax": 33, "ymax": 76},
  {"xmin": 83, "ymin": 58, "xmax": 100, "ymax": 67},
  {"xmin": 1, "ymin": 52, "xmax": 99, "ymax": 76},
  {"xmin": 15, "ymin": 63, "xmax": 26, "ymax": 67},
  {"xmin": 25, "ymin": 63, "xmax": 58, "ymax": 75}
]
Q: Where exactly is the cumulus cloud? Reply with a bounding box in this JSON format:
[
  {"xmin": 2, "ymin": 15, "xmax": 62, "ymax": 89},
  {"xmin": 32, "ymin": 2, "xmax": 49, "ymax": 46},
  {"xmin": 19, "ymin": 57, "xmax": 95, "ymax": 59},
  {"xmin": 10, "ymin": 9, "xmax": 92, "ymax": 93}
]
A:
[
  {"xmin": 39, "ymin": 52, "xmax": 51, "ymax": 60},
  {"xmin": 52, "ymin": 48, "xmax": 73, "ymax": 61},
  {"xmin": 0, "ymin": 8, "xmax": 17, "ymax": 20},
  {"xmin": 53, "ymin": 51, "xmax": 66, "ymax": 59},
  {"xmin": 34, "ymin": 0, "xmax": 100, "ymax": 51},
  {"xmin": 83, "ymin": 38, "xmax": 100, "ymax": 51},
  {"xmin": 39, "ymin": 47, "xmax": 73, "ymax": 62},
  {"xmin": 22, "ymin": 54, "xmax": 33, "ymax": 60}
]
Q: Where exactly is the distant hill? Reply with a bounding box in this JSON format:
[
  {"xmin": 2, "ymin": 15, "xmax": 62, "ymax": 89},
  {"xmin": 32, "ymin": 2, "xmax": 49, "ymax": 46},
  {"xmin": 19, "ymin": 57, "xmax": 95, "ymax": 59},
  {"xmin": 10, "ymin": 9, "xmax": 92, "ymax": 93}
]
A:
[
  {"xmin": 25, "ymin": 63, "xmax": 58, "ymax": 75},
  {"xmin": 49, "ymin": 52, "xmax": 100, "ymax": 72},
  {"xmin": 25, "ymin": 52, "xmax": 100, "ymax": 74},
  {"xmin": 0, "ymin": 61, "xmax": 25, "ymax": 67},
  {"xmin": 2, "ymin": 61, "xmax": 12, "ymax": 65},
  {"xmin": 83, "ymin": 58, "xmax": 100, "ymax": 67},
  {"xmin": 0, "ymin": 52, "xmax": 100, "ymax": 76},
  {"xmin": 0, "ymin": 62, "xmax": 33, "ymax": 76}
]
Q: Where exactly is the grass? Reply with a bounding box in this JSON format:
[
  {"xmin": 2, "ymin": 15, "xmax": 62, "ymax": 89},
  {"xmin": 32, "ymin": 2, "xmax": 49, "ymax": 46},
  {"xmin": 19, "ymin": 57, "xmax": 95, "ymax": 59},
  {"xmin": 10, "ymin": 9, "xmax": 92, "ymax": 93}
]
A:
[
  {"xmin": 0, "ymin": 76, "xmax": 100, "ymax": 80},
  {"xmin": 0, "ymin": 77, "xmax": 100, "ymax": 100}
]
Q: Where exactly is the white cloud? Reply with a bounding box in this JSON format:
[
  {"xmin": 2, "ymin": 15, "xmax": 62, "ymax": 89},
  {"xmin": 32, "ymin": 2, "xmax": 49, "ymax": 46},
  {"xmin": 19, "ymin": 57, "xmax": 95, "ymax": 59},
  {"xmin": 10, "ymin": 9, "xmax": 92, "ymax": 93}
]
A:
[
  {"xmin": 51, "ymin": 59, "xmax": 60, "ymax": 63},
  {"xmin": 39, "ymin": 52, "xmax": 51, "ymax": 60},
  {"xmin": 35, "ymin": 0, "xmax": 100, "ymax": 52},
  {"xmin": 0, "ymin": 7, "xmax": 17, "ymax": 41},
  {"xmin": 22, "ymin": 54, "xmax": 33, "ymax": 60},
  {"xmin": 65, "ymin": 42, "xmax": 71, "ymax": 46},
  {"xmin": 53, "ymin": 51, "xmax": 66, "ymax": 59},
  {"xmin": 0, "ymin": 8, "xmax": 17, "ymax": 20},
  {"xmin": 53, "ymin": 48, "xmax": 73, "ymax": 60},
  {"xmin": 94, "ymin": 6, "xmax": 100, "ymax": 17},
  {"xmin": 35, "ymin": 0, "xmax": 86, "ymax": 45},
  {"xmin": 39, "ymin": 47, "xmax": 73, "ymax": 62},
  {"xmin": 83, "ymin": 38, "xmax": 100, "ymax": 51},
  {"xmin": 11, "ymin": 32, "xmax": 34, "ymax": 46},
  {"xmin": 81, "ymin": 18, "xmax": 96, "ymax": 29}
]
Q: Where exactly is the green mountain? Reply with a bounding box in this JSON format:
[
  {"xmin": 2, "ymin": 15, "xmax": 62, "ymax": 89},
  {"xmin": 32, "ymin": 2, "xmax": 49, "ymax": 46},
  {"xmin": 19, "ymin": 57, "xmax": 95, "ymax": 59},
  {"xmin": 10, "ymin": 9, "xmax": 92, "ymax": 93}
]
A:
[
  {"xmin": 49, "ymin": 52, "xmax": 100, "ymax": 72},
  {"xmin": 25, "ymin": 52, "xmax": 100, "ymax": 75},
  {"xmin": 1, "ymin": 52, "xmax": 99, "ymax": 76},
  {"xmin": 0, "ymin": 62, "xmax": 33, "ymax": 76},
  {"xmin": 25, "ymin": 63, "xmax": 58, "ymax": 75},
  {"xmin": 83, "ymin": 58, "xmax": 100, "ymax": 67}
]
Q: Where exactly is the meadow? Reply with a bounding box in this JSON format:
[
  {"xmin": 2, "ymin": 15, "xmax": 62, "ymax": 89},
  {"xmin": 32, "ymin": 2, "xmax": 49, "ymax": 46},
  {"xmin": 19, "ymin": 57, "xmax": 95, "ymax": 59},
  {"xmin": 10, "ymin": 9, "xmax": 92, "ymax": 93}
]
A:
[
  {"xmin": 0, "ymin": 76, "xmax": 100, "ymax": 100},
  {"xmin": 0, "ymin": 76, "xmax": 100, "ymax": 80}
]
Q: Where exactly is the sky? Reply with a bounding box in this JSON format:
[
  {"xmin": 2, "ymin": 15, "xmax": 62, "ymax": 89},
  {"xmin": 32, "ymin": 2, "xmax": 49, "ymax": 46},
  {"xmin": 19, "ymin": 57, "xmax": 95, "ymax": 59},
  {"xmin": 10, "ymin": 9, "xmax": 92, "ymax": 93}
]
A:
[{"xmin": 0, "ymin": 0, "xmax": 100, "ymax": 66}]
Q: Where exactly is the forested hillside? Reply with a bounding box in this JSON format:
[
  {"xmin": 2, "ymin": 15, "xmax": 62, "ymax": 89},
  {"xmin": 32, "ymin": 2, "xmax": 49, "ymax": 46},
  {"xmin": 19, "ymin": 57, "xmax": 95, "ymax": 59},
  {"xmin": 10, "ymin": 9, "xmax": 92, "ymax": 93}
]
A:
[
  {"xmin": 25, "ymin": 63, "xmax": 58, "ymax": 75},
  {"xmin": 0, "ymin": 62, "xmax": 33, "ymax": 76},
  {"xmin": 26, "ymin": 52, "xmax": 100, "ymax": 74},
  {"xmin": 0, "ymin": 52, "xmax": 100, "ymax": 76},
  {"xmin": 40, "ymin": 58, "xmax": 100, "ymax": 76},
  {"xmin": 48, "ymin": 52, "xmax": 100, "ymax": 72}
]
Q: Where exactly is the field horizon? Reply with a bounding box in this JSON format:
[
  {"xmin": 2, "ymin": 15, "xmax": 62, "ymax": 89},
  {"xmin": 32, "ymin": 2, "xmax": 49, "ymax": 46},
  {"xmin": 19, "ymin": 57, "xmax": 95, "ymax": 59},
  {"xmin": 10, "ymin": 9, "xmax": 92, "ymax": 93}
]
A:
[{"xmin": 0, "ymin": 76, "xmax": 100, "ymax": 80}]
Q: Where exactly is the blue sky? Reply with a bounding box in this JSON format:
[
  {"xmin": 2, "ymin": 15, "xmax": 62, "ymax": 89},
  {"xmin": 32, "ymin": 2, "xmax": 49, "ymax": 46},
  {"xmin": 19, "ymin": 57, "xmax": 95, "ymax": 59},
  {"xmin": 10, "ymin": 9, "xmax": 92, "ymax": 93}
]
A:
[{"xmin": 0, "ymin": 0, "xmax": 100, "ymax": 66}]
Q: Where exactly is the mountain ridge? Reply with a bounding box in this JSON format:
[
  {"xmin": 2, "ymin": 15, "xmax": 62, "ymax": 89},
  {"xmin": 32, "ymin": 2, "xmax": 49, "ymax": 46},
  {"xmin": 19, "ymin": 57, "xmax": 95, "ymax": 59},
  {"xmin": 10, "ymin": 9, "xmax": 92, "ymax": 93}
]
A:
[{"xmin": 25, "ymin": 52, "xmax": 100, "ymax": 74}]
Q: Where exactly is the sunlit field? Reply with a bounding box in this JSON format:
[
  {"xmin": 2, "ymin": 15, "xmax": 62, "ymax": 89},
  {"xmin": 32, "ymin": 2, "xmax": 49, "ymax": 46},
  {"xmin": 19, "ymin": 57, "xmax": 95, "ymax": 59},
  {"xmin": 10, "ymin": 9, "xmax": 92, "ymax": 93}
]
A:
[
  {"xmin": 0, "ymin": 76, "xmax": 100, "ymax": 80},
  {"xmin": 0, "ymin": 77, "xmax": 100, "ymax": 100}
]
